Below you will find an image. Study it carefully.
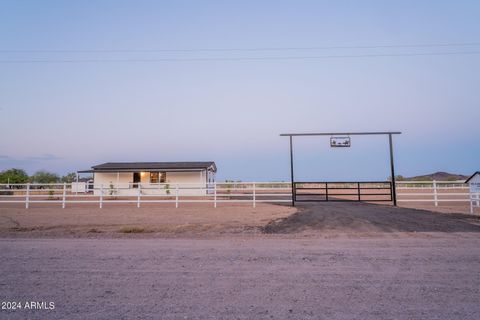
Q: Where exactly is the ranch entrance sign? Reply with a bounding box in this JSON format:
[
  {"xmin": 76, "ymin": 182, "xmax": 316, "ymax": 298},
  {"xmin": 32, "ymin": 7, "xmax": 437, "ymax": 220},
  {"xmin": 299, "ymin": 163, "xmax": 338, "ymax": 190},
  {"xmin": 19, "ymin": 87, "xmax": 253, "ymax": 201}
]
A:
[
  {"xmin": 330, "ymin": 136, "xmax": 351, "ymax": 147},
  {"xmin": 280, "ymin": 131, "xmax": 401, "ymax": 207}
]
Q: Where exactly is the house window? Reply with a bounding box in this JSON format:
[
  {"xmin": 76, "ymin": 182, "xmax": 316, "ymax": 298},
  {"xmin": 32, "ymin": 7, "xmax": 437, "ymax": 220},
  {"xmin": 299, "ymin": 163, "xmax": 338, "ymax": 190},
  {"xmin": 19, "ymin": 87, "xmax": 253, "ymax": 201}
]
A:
[
  {"xmin": 150, "ymin": 172, "xmax": 166, "ymax": 183},
  {"xmin": 150, "ymin": 172, "xmax": 159, "ymax": 183}
]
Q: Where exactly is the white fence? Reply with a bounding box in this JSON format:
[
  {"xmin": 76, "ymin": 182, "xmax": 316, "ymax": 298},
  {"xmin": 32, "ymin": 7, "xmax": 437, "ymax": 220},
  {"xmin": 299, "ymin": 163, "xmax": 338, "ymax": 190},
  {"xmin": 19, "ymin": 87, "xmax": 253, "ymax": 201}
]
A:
[
  {"xmin": 396, "ymin": 180, "xmax": 479, "ymax": 213},
  {"xmin": 1, "ymin": 180, "xmax": 479, "ymax": 213},
  {"xmin": 0, "ymin": 182, "xmax": 291, "ymax": 209}
]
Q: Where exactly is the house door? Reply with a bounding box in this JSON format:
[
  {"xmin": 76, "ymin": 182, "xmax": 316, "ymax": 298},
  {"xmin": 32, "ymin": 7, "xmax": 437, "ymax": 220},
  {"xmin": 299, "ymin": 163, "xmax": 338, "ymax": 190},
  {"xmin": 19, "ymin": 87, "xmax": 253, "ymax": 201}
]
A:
[{"xmin": 133, "ymin": 172, "xmax": 141, "ymax": 188}]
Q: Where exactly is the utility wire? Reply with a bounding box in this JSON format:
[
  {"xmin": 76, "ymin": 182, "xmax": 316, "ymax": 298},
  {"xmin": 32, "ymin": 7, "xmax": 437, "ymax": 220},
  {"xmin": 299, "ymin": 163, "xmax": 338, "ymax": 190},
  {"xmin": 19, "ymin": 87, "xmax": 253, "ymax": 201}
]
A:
[
  {"xmin": 0, "ymin": 51, "xmax": 479, "ymax": 63},
  {"xmin": 1, "ymin": 42, "xmax": 480, "ymax": 53}
]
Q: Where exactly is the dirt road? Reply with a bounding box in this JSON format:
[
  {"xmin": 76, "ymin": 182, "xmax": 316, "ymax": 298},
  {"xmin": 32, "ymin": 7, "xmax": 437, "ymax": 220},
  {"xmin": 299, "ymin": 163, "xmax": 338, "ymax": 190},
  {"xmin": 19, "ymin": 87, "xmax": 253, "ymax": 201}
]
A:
[
  {"xmin": 1, "ymin": 236, "xmax": 480, "ymax": 320},
  {"xmin": 2, "ymin": 202, "xmax": 480, "ymax": 319}
]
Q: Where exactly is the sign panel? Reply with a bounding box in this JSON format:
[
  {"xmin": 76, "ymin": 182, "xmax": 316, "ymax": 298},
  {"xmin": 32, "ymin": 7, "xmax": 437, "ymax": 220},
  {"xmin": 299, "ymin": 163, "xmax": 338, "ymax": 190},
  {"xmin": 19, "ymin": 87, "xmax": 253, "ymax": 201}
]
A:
[{"xmin": 330, "ymin": 136, "xmax": 351, "ymax": 148}]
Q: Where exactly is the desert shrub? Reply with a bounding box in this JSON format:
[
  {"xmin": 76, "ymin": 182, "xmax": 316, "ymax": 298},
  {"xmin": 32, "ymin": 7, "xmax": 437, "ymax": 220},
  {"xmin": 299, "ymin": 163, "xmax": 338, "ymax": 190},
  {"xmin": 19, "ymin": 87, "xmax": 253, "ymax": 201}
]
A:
[
  {"xmin": 164, "ymin": 183, "xmax": 171, "ymax": 195},
  {"xmin": 119, "ymin": 227, "xmax": 145, "ymax": 233}
]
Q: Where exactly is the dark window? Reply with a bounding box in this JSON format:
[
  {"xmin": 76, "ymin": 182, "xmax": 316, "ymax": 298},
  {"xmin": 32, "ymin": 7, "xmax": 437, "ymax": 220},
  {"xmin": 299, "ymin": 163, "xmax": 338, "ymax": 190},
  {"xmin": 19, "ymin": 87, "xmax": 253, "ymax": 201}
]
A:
[{"xmin": 133, "ymin": 172, "xmax": 141, "ymax": 188}]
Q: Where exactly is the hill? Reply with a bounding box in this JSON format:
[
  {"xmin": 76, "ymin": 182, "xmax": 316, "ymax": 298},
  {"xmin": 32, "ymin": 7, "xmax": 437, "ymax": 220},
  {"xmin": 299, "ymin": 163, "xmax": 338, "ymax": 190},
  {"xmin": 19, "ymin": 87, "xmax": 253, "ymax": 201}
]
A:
[{"xmin": 400, "ymin": 172, "xmax": 468, "ymax": 181}]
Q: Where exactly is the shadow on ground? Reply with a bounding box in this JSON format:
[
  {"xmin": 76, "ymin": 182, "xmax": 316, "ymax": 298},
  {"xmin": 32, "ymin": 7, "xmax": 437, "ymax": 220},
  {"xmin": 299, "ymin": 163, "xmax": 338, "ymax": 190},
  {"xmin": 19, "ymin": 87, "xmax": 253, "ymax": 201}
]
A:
[{"xmin": 262, "ymin": 202, "xmax": 480, "ymax": 234}]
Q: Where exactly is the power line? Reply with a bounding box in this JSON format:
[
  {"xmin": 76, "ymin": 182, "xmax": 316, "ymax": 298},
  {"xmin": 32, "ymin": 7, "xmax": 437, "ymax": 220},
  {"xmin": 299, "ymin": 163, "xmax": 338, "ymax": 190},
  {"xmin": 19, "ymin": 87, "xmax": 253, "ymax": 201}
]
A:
[
  {"xmin": 1, "ymin": 42, "xmax": 480, "ymax": 53},
  {"xmin": 0, "ymin": 51, "xmax": 479, "ymax": 63}
]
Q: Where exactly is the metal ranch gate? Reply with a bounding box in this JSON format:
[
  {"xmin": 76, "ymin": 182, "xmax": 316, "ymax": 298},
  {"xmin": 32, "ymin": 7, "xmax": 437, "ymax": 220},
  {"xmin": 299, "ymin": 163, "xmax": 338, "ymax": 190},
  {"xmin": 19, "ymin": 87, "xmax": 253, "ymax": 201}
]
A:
[
  {"xmin": 280, "ymin": 131, "xmax": 401, "ymax": 206},
  {"xmin": 294, "ymin": 181, "xmax": 393, "ymax": 202}
]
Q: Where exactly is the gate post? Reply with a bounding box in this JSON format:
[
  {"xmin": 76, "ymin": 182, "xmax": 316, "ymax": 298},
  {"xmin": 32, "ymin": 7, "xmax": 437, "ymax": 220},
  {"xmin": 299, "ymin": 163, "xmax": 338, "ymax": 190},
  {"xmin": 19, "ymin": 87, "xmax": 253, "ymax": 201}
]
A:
[
  {"xmin": 289, "ymin": 136, "xmax": 295, "ymax": 206},
  {"xmin": 325, "ymin": 182, "xmax": 329, "ymax": 201},
  {"xmin": 388, "ymin": 133, "xmax": 397, "ymax": 206}
]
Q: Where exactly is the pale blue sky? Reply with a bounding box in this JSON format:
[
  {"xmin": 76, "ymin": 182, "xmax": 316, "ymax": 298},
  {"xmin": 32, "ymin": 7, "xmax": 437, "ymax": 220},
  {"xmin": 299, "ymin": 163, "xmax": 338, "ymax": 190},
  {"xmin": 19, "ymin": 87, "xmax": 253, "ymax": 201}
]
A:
[{"xmin": 1, "ymin": 0, "xmax": 479, "ymax": 181}]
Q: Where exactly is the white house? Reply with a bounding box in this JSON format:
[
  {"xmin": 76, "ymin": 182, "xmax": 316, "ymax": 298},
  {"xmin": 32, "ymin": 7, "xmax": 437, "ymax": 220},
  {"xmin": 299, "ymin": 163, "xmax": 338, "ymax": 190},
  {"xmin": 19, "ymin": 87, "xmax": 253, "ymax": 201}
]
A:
[
  {"xmin": 465, "ymin": 171, "xmax": 480, "ymax": 192},
  {"xmin": 77, "ymin": 162, "xmax": 216, "ymax": 196},
  {"xmin": 466, "ymin": 171, "xmax": 480, "ymax": 212}
]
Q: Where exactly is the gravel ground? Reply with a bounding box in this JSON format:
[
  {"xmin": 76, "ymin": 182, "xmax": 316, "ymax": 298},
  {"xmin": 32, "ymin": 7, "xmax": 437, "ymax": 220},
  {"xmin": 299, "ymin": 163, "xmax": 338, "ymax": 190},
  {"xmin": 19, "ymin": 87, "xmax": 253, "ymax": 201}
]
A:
[
  {"xmin": 1, "ymin": 236, "xmax": 480, "ymax": 320},
  {"xmin": 0, "ymin": 202, "xmax": 295, "ymax": 237},
  {"xmin": 1, "ymin": 202, "xmax": 479, "ymax": 238},
  {"xmin": 2, "ymin": 202, "xmax": 480, "ymax": 319}
]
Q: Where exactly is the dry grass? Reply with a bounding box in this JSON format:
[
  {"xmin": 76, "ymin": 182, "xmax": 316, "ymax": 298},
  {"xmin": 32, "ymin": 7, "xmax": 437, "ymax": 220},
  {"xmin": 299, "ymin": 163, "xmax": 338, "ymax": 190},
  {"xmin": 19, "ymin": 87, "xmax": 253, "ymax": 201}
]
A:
[{"xmin": 119, "ymin": 226, "xmax": 147, "ymax": 233}]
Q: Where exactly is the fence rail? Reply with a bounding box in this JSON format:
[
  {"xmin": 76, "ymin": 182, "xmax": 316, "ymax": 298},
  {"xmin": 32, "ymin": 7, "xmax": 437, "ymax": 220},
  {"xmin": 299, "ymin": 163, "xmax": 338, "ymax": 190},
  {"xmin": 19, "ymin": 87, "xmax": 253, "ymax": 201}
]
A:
[
  {"xmin": 1, "ymin": 180, "xmax": 478, "ymax": 213},
  {"xmin": 0, "ymin": 182, "xmax": 291, "ymax": 209},
  {"xmin": 396, "ymin": 180, "xmax": 479, "ymax": 213}
]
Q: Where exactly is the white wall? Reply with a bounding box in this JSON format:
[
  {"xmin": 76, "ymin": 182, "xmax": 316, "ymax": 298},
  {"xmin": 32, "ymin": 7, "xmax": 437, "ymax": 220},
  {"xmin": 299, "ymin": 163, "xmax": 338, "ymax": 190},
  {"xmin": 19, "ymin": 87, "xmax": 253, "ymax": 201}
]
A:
[
  {"xmin": 93, "ymin": 171, "xmax": 208, "ymax": 196},
  {"xmin": 469, "ymin": 174, "xmax": 480, "ymax": 195}
]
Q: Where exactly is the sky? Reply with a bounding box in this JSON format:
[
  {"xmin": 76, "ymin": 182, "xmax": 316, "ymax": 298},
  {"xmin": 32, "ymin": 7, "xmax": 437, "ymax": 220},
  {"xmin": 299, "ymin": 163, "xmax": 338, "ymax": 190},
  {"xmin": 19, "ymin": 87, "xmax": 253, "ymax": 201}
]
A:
[{"xmin": 0, "ymin": 0, "xmax": 479, "ymax": 181}]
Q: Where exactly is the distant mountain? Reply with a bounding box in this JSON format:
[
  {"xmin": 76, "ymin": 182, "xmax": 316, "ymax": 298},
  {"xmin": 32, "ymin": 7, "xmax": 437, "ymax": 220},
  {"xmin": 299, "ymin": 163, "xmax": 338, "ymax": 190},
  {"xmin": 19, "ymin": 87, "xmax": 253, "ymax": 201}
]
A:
[{"xmin": 400, "ymin": 172, "xmax": 468, "ymax": 181}]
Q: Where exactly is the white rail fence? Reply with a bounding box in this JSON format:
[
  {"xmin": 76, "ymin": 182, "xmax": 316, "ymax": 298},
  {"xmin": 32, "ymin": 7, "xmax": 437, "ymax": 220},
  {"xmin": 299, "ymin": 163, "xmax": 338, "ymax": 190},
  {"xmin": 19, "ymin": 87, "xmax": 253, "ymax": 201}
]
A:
[
  {"xmin": 1, "ymin": 180, "xmax": 478, "ymax": 213},
  {"xmin": 0, "ymin": 182, "xmax": 291, "ymax": 209},
  {"xmin": 396, "ymin": 180, "xmax": 479, "ymax": 213}
]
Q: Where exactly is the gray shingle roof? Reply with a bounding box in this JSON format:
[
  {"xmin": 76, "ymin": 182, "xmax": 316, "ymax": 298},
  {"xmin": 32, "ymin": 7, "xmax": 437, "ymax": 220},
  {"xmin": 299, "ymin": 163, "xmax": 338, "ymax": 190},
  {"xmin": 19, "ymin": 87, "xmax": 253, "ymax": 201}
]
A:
[{"xmin": 91, "ymin": 162, "xmax": 216, "ymax": 172}]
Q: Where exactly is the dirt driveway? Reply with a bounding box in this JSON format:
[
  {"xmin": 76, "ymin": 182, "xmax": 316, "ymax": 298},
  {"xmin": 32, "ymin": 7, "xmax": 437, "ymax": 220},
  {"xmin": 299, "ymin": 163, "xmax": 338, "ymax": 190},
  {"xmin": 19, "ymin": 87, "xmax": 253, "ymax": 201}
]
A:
[{"xmin": 264, "ymin": 202, "xmax": 480, "ymax": 234}]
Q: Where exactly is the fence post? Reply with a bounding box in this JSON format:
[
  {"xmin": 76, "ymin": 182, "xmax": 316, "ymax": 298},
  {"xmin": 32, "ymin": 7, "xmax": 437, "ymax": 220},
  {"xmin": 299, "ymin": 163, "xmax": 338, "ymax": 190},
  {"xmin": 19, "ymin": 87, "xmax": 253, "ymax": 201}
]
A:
[
  {"xmin": 62, "ymin": 182, "xmax": 66, "ymax": 209},
  {"xmin": 357, "ymin": 182, "xmax": 361, "ymax": 201},
  {"xmin": 175, "ymin": 185, "xmax": 179, "ymax": 208},
  {"xmin": 214, "ymin": 182, "xmax": 217, "ymax": 208},
  {"xmin": 433, "ymin": 180, "xmax": 438, "ymax": 207},
  {"xmin": 253, "ymin": 182, "xmax": 256, "ymax": 208},
  {"xmin": 325, "ymin": 182, "xmax": 329, "ymax": 201},
  {"xmin": 25, "ymin": 183, "xmax": 30, "ymax": 209},
  {"xmin": 470, "ymin": 191, "xmax": 474, "ymax": 214},
  {"xmin": 137, "ymin": 183, "xmax": 141, "ymax": 208},
  {"xmin": 100, "ymin": 184, "xmax": 103, "ymax": 208}
]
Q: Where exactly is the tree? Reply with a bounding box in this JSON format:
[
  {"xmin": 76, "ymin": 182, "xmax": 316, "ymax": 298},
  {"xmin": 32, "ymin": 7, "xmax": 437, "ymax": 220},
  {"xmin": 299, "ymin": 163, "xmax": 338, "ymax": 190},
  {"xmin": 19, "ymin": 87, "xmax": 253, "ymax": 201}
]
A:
[
  {"xmin": 388, "ymin": 175, "xmax": 405, "ymax": 181},
  {"xmin": 0, "ymin": 168, "xmax": 29, "ymax": 184},
  {"xmin": 61, "ymin": 172, "xmax": 77, "ymax": 183},
  {"xmin": 30, "ymin": 170, "xmax": 60, "ymax": 184}
]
